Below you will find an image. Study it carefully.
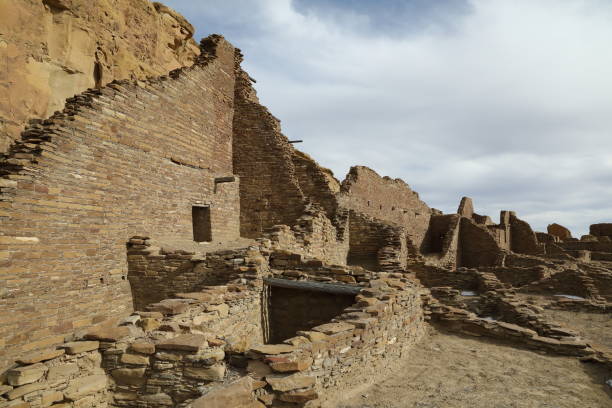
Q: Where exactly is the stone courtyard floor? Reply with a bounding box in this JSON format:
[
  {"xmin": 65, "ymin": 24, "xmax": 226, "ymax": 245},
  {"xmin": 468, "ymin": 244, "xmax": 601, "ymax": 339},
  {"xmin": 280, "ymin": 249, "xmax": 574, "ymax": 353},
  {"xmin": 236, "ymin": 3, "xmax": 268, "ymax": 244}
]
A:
[{"xmin": 334, "ymin": 328, "xmax": 611, "ymax": 408}]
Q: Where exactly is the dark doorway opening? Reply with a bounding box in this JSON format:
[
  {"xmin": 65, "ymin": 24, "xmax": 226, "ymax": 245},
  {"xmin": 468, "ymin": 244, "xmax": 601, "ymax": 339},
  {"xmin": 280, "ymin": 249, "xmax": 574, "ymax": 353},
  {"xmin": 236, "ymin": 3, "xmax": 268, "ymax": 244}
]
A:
[
  {"xmin": 266, "ymin": 284, "xmax": 356, "ymax": 344},
  {"xmin": 192, "ymin": 206, "xmax": 212, "ymax": 242}
]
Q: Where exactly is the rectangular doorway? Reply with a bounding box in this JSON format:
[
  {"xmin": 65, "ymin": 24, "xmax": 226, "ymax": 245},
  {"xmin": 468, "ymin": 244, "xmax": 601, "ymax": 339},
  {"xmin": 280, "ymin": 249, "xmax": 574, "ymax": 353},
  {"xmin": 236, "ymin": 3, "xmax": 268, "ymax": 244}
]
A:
[{"xmin": 192, "ymin": 206, "xmax": 212, "ymax": 242}]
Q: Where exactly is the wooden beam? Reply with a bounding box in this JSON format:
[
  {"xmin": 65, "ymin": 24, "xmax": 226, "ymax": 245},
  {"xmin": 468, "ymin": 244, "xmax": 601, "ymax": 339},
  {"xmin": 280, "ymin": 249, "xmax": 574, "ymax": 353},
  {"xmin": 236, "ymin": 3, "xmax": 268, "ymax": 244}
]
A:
[{"xmin": 264, "ymin": 277, "xmax": 362, "ymax": 296}]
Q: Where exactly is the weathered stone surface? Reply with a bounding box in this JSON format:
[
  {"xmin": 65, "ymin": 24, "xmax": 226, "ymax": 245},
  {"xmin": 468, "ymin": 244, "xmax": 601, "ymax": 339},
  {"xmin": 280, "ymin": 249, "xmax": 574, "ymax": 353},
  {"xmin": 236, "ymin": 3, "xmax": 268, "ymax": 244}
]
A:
[
  {"xmin": 7, "ymin": 363, "xmax": 47, "ymax": 386},
  {"xmin": 120, "ymin": 353, "xmax": 150, "ymax": 365},
  {"xmin": 139, "ymin": 318, "xmax": 162, "ymax": 332},
  {"xmin": 156, "ymin": 334, "xmax": 208, "ymax": 352},
  {"xmin": 191, "ymin": 377, "xmax": 264, "ymax": 408},
  {"xmin": 47, "ymin": 363, "xmax": 79, "ymax": 381},
  {"xmin": 247, "ymin": 360, "xmax": 273, "ymax": 379},
  {"xmin": 311, "ymin": 322, "xmax": 355, "ymax": 335},
  {"xmin": 147, "ymin": 299, "xmax": 189, "ymax": 315},
  {"xmin": 269, "ymin": 357, "xmax": 313, "ymax": 373},
  {"xmin": 184, "ymin": 364, "xmax": 226, "ymax": 381},
  {"xmin": 16, "ymin": 349, "xmax": 64, "ymax": 365},
  {"xmin": 111, "ymin": 368, "xmax": 146, "ymax": 386},
  {"xmin": 63, "ymin": 375, "xmax": 107, "ymax": 400},
  {"xmin": 140, "ymin": 393, "xmax": 173, "ymax": 406},
  {"xmin": 250, "ymin": 344, "xmax": 295, "ymax": 355},
  {"xmin": 84, "ymin": 326, "xmax": 131, "ymax": 342},
  {"xmin": 7, "ymin": 381, "xmax": 46, "ymax": 400},
  {"xmin": 297, "ymin": 331, "xmax": 329, "ymax": 342},
  {"xmin": 266, "ymin": 374, "xmax": 316, "ymax": 392},
  {"xmin": 60, "ymin": 341, "xmax": 100, "ymax": 354},
  {"xmin": 130, "ymin": 342, "xmax": 156, "ymax": 355},
  {"xmin": 41, "ymin": 390, "xmax": 64, "ymax": 406},
  {"xmin": 0, "ymin": 384, "xmax": 13, "ymax": 395},
  {"xmin": 278, "ymin": 388, "xmax": 318, "ymax": 403}
]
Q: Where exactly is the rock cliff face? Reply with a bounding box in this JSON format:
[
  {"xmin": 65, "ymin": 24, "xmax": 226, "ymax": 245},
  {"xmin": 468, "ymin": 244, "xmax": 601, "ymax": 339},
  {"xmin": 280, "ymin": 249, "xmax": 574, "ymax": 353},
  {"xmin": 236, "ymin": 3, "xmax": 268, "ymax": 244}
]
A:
[{"xmin": 0, "ymin": 0, "xmax": 200, "ymax": 152}]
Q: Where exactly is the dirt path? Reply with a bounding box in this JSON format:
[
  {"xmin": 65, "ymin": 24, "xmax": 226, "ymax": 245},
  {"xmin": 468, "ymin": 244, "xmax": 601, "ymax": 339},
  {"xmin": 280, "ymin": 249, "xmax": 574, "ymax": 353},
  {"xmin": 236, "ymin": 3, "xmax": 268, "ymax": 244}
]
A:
[{"xmin": 335, "ymin": 329, "xmax": 611, "ymax": 408}]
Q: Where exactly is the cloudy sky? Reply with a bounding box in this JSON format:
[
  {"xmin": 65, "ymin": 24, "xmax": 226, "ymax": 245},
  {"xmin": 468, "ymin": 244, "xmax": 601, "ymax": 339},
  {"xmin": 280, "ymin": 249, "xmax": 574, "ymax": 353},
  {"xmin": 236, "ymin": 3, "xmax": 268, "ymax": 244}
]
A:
[{"xmin": 163, "ymin": 0, "xmax": 612, "ymax": 236}]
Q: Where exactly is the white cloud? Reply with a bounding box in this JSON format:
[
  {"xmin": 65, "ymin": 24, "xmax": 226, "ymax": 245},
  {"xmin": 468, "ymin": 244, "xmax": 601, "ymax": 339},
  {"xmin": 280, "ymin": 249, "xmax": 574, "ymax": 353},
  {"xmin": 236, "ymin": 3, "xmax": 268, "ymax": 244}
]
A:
[{"xmin": 164, "ymin": 0, "xmax": 612, "ymax": 236}]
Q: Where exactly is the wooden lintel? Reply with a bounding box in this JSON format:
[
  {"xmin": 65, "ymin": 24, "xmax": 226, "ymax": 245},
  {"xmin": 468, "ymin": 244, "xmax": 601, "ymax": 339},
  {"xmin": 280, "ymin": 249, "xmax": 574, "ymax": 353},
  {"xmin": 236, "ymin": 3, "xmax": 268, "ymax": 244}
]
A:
[{"xmin": 264, "ymin": 277, "xmax": 362, "ymax": 296}]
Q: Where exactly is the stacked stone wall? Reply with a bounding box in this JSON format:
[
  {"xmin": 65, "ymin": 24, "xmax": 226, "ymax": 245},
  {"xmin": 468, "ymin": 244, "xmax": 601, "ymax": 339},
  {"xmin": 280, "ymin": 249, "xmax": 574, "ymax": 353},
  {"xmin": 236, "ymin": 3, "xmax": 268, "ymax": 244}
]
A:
[
  {"xmin": 0, "ymin": 36, "xmax": 240, "ymax": 372},
  {"xmin": 339, "ymin": 166, "xmax": 432, "ymax": 251}
]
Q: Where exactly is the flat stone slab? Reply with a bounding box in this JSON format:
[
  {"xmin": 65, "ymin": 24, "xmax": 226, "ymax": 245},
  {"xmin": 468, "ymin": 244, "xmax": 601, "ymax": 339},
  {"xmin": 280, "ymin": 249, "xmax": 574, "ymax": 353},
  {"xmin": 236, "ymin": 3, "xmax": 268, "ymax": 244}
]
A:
[
  {"xmin": 249, "ymin": 344, "xmax": 295, "ymax": 355},
  {"xmin": 16, "ymin": 348, "xmax": 64, "ymax": 365},
  {"xmin": 84, "ymin": 326, "xmax": 131, "ymax": 342},
  {"xmin": 156, "ymin": 334, "xmax": 208, "ymax": 352},
  {"xmin": 7, "ymin": 363, "xmax": 47, "ymax": 386},
  {"xmin": 311, "ymin": 322, "xmax": 355, "ymax": 335},
  {"xmin": 266, "ymin": 374, "xmax": 315, "ymax": 392},
  {"xmin": 191, "ymin": 377, "xmax": 264, "ymax": 408}
]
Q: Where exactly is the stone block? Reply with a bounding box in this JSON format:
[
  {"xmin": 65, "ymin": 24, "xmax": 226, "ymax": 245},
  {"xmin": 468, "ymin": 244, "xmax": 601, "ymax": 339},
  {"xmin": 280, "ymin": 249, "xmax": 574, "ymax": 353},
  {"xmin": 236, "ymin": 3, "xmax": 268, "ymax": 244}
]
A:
[
  {"xmin": 84, "ymin": 326, "xmax": 131, "ymax": 342},
  {"xmin": 41, "ymin": 390, "xmax": 63, "ymax": 406},
  {"xmin": 139, "ymin": 318, "xmax": 161, "ymax": 332},
  {"xmin": 0, "ymin": 384, "xmax": 13, "ymax": 395},
  {"xmin": 7, "ymin": 363, "xmax": 47, "ymax": 386},
  {"xmin": 266, "ymin": 374, "xmax": 316, "ymax": 392},
  {"xmin": 249, "ymin": 344, "xmax": 295, "ymax": 355},
  {"xmin": 140, "ymin": 393, "xmax": 173, "ymax": 406},
  {"xmin": 47, "ymin": 363, "xmax": 79, "ymax": 381},
  {"xmin": 184, "ymin": 364, "xmax": 225, "ymax": 381},
  {"xmin": 64, "ymin": 375, "xmax": 107, "ymax": 400},
  {"xmin": 278, "ymin": 389, "xmax": 318, "ymax": 403},
  {"xmin": 16, "ymin": 349, "xmax": 64, "ymax": 365},
  {"xmin": 130, "ymin": 342, "xmax": 156, "ymax": 354},
  {"xmin": 111, "ymin": 368, "xmax": 146, "ymax": 386},
  {"xmin": 269, "ymin": 357, "xmax": 313, "ymax": 373},
  {"xmin": 120, "ymin": 353, "xmax": 150, "ymax": 365},
  {"xmin": 156, "ymin": 334, "xmax": 208, "ymax": 352},
  {"xmin": 7, "ymin": 382, "xmax": 46, "ymax": 400},
  {"xmin": 247, "ymin": 360, "xmax": 273, "ymax": 379},
  {"xmin": 191, "ymin": 377, "xmax": 264, "ymax": 408}
]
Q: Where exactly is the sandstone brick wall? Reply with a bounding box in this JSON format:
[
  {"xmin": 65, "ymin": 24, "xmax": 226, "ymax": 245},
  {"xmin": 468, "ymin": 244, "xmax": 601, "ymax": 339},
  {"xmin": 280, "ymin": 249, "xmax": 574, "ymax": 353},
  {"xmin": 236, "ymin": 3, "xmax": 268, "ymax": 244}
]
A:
[
  {"xmin": 339, "ymin": 166, "xmax": 432, "ymax": 250},
  {"xmin": 0, "ymin": 36, "xmax": 240, "ymax": 372},
  {"xmin": 126, "ymin": 241, "xmax": 263, "ymax": 311},
  {"xmin": 459, "ymin": 218, "xmax": 505, "ymax": 268},
  {"xmin": 263, "ymin": 207, "xmax": 350, "ymax": 266},
  {"xmin": 509, "ymin": 214, "xmax": 542, "ymax": 255},
  {"xmin": 232, "ymin": 61, "xmax": 307, "ymax": 239}
]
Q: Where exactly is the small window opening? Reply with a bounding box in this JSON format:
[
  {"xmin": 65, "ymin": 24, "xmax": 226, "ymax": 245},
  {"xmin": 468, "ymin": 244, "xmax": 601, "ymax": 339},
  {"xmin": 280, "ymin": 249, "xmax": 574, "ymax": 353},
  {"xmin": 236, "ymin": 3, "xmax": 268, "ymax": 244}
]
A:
[
  {"xmin": 367, "ymin": 201, "xmax": 370, "ymax": 207},
  {"xmin": 192, "ymin": 206, "xmax": 212, "ymax": 242}
]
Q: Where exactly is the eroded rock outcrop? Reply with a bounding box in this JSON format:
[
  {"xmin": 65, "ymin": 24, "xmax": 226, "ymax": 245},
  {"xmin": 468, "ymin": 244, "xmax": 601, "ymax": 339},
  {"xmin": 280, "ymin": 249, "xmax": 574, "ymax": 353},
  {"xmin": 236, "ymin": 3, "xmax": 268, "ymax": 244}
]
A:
[{"xmin": 0, "ymin": 0, "xmax": 200, "ymax": 152}]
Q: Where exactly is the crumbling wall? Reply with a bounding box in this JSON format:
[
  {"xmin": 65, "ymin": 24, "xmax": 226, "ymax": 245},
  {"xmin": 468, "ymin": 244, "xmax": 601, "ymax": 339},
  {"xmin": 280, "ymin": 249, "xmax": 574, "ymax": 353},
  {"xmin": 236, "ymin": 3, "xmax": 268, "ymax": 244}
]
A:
[
  {"xmin": 264, "ymin": 208, "xmax": 350, "ymax": 266},
  {"xmin": 590, "ymin": 223, "xmax": 612, "ymax": 239},
  {"xmin": 421, "ymin": 214, "xmax": 461, "ymax": 268},
  {"xmin": 232, "ymin": 61, "xmax": 307, "ymax": 239},
  {"xmin": 126, "ymin": 240, "xmax": 264, "ymax": 311},
  {"xmin": 347, "ymin": 212, "xmax": 404, "ymax": 271},
  {"xmin": 0, "ymin": 36, "xmax": 239, "ymax": 372},
  {"xmin": 0, "ymin": 0, "xmax": 200, "ymax": 153},
  {"xmin": 459, "ymin": 218, "xmax": 505, "ymax": 268},
  {"xmin": 510, "ymin": 214, "xmax": 542, "ymax": 255},
  {"xmin": 339, "ymin": 166, "xmax": 432, "ymax": 251}
]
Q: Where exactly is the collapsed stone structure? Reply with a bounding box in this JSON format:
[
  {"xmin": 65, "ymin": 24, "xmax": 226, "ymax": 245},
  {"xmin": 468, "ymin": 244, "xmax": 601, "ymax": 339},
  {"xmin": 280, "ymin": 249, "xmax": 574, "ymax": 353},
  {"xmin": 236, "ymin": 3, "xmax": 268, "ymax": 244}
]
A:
[{"xmin": 0, "ymin": 3, "xmax": 611, "ymax": 408}]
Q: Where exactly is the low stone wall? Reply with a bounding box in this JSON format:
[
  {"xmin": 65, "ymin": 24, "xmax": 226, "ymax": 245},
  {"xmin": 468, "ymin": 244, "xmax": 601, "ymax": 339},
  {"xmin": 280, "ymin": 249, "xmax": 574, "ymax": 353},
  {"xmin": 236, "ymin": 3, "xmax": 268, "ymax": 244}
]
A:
[
  {"xmin": 0, "ymin": 342, "xmax": 110, "ymax": 408},
  {"xmin": 127, "ymin": 238, "xmax": 266, "ymax": 310},
  {"xmin": 243, "ymin": 276, "xmax": 425, "ymax": 407}
]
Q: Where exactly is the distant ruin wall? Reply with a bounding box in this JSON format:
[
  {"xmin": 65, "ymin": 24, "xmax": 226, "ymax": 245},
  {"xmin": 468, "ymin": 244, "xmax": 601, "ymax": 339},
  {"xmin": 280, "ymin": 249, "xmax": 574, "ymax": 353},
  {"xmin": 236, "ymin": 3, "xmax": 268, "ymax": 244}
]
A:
[
  {"xmin": 459, "ymin": 218, "xmax": 505, "ymax": 268},
  {"xmin": 510, "ymin": 215, "xmax": 542, "ymax": 255},
  {"xmin": 0, "ymin": 36, "xmax": 239, "ymax": 372},
  {"xmin": 339, "ymin": 166, "xmax": 432, "ymax": 250}
]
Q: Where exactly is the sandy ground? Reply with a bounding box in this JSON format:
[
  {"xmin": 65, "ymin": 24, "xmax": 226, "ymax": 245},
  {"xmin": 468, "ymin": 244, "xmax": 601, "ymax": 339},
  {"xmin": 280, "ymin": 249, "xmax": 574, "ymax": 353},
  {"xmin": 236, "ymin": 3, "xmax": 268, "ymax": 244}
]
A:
[{"xmin": 335, "ymin": 329, "xmax": 611, "ymax": 408}]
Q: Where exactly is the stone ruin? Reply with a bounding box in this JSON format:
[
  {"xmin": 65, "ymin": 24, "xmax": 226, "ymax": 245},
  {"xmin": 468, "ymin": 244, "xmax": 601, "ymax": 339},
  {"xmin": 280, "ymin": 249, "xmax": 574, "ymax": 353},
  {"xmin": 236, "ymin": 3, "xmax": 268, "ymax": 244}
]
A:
[{"xmin": 0, "ymin": 10, "xmax": 611, "ymax": 408}]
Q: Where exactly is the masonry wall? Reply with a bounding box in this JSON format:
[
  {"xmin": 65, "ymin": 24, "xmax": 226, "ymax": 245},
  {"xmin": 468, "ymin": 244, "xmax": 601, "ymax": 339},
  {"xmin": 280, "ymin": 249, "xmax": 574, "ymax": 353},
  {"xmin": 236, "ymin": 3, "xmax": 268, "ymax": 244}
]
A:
[
  {"xmin": 510, "ymin": 214, "xmax": 541, "ymax": 255},
  {"xmin": 232, "ymin": 62, "xmax": 307, "ymax": 239},
  {"xmin": 339, "ymin": 166, "xmax": 432, "ymax": 250},
  {"xmin": 0, "ymin": 36, "xmax": 239, "ymax": 372},
  {"xmin": 459, "ymin": 218, "xmax": 505, "ymax": 268}
]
